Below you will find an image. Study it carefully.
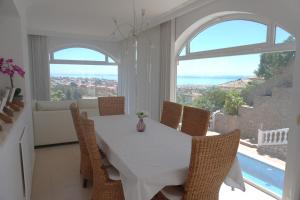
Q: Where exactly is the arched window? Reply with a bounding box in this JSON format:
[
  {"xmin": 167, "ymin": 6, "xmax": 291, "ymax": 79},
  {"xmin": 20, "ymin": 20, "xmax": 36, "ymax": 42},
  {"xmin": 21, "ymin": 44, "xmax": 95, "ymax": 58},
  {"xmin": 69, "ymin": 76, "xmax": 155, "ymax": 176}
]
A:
[
  {"xmin": 49, "ymin": 47, "xmax": 118, "ymax": 101},
  {"xmin": 177, "ymin": 18, "xmax": 296, "ymax": 97},
  {"xmin": 178, "ymin": 19, "xmax": 296, "ymax": 59},
  {"xmin": 176, "ymin": 16, "xmax": 296, "ymax": 198},
  {"xmin": 190, "ymin": 20, "xmax": 267, "ymax": 52}
]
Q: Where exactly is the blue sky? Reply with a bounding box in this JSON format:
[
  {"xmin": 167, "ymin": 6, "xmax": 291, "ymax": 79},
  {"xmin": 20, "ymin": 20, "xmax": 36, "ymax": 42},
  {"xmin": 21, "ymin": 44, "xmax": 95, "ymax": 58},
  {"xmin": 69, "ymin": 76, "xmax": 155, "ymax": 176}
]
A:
[
  {"xmin": 54, "ymin": 48, "xmax": 106, "ymax": 61},
  {"xmin": 50, "ymin": 20, "xmax": 293, "ymax": 77},
  {"xmin": 178, "ymin": 54, "xmax": 260, "ymax": 77},
  {"xmin": 178, "ymin": 20, "xmax": 292, "ymax": 77},
  {"xmin": 51, "ymin": 48, "xmax": 118, "ymax": 75}
]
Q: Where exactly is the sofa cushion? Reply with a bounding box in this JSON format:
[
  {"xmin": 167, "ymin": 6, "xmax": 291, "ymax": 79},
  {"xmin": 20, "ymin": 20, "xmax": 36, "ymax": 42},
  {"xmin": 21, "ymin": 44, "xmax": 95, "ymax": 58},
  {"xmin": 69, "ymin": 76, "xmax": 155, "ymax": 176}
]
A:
[
  {"xmin": 36, "ymin": 100, "xmax": 76, "ymax": 111},
  {"xmin": 81, "ymin": 108, "xmax": 99, "ymax": 117},
  {"xmin": 78, "ymin": 98, "xmax": 98, "ymax": 109}
]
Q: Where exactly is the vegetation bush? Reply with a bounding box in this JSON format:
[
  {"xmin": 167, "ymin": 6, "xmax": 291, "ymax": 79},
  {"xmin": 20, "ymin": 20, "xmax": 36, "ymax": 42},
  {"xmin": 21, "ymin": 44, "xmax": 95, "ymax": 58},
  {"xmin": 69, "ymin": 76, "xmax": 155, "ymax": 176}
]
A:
[
  {"xmin": 240, "ymin": 80, "xmax": 264, "ymax": 103},
  {"xmin": 255, "ymin": 36, "xmax": 295, "ymax": 80},
  {"xmin": 224, "ymin": 90, "xmax": 245, "ymax": 115},
  {"xmin": 193, "ymin": 87, "xmax": 227, "ymax": 112}
]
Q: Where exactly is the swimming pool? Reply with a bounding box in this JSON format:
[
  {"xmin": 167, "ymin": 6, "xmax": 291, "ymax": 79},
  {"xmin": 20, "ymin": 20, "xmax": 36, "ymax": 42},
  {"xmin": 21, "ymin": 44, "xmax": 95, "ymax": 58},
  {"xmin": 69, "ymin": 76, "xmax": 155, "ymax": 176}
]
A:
[{"xmin": 237, "ymin": 153, "xmax": 284, "ymax": 198}]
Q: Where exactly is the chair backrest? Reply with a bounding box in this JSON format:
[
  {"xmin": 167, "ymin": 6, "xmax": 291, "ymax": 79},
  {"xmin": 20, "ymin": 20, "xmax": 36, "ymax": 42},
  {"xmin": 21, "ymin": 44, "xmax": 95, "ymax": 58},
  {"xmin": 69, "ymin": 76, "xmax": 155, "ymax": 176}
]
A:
[
  {"xmin": 181, "ymin": 106, "xmax": 210, "ymax": 136},
  {"xmin": 183, "ymin": 130, "xmax": 240, "ymax": 200},
  {"xmin": 98, "ymin": 96, "xmax": 125, "ymax": 116},
  {"xmin": 79, "ymin": 112, "xmax": 109, "ymax": 185},
  {"xmin": 70, "ymin": 103, "xmax": 88, "ymax": 155},
  {"xmin": 160, "ymin": 101, "xmax": 182, "ymax": 129}
]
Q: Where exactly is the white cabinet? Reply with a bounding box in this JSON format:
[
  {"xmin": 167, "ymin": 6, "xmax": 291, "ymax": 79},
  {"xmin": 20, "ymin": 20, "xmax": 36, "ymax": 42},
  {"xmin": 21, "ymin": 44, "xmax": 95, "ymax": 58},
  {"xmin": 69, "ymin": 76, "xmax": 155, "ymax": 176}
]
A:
[
  {"xmin": 20, "ymin": 126, "xmax": 34, "ymax": 200},
  {"xmin": 0, "ymin": 109, "xmax": 34, "ymax": 200}
]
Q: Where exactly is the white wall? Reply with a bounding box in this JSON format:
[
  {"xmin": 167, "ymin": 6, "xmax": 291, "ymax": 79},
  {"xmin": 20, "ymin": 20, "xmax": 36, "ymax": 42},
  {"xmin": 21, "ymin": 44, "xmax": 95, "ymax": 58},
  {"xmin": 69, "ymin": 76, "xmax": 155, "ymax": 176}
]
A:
[
  {"xmin": 0, "ymin": 1, "xmax": 35, "ymax": 200},
  {"xmin": 0, "ymin": 15, "xmax": 24, "ymax": 92},
  {"xmin": 172, "ymin": 0, "xmax": 300, "ymax": 199}
]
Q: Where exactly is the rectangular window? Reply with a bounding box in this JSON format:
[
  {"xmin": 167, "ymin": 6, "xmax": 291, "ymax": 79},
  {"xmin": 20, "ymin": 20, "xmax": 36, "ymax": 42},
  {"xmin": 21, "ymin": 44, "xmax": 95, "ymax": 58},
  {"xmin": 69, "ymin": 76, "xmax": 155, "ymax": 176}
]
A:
[{"xmin": 177, "ymin": 52, "xmax": 293, "ymax": 198}]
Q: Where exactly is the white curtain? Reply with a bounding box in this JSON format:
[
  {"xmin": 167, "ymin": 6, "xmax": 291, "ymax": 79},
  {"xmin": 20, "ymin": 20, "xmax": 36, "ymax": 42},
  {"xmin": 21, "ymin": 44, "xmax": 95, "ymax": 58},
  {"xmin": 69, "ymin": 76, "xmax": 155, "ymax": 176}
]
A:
[
  {"xmin": 119, "ymin": 27, "xmax": 161, "ymax": 120},
  {"xmin": 119, "ymin": 39, "xmax": 136, "ymax": 114},
  {"xmin": 159, "ymin": 20, "xmax": 176, "ymax": 111},
  {"xmin": 28, "ymin": 35, "xmax": 50, "ymax": 100}
]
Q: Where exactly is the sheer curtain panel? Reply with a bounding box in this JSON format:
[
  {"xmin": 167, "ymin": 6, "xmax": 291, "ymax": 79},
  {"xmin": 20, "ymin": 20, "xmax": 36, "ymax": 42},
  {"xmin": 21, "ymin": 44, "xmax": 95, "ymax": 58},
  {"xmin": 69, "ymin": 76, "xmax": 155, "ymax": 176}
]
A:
[{"xmin": 28, "ymin": 35, "xmax": 50, "ymax": 100}]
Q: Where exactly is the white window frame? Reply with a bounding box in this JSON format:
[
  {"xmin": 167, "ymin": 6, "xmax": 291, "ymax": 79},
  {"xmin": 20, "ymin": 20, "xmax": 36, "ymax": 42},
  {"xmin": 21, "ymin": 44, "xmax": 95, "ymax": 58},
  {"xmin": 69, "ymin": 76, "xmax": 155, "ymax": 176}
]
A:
[
  {"xmin": 49, "ymin": 46, "xmax": 119, "ymax": 98},
  {"xmin": 173, "ymin": 14, "xmax": 296, "ymax": 101},
  {"xmin": 49, "ymin": 46, "xmax": 118, "ymax": 66},
  {"xmin": 177, "ymin": 14, "xmax": 296, "ymax": 61}
]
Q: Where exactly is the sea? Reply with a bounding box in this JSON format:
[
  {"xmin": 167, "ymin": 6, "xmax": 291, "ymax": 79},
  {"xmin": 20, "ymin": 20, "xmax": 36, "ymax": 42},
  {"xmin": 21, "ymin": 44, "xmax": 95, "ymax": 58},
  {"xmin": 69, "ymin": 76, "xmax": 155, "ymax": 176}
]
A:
[{"xmin": 50, "ymin": 73, "xmax": 246, "ymax": 86}]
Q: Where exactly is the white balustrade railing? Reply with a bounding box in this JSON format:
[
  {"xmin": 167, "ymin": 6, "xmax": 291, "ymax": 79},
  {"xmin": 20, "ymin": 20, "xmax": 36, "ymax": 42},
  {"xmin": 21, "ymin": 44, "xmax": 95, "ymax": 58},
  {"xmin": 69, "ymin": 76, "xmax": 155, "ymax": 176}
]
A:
[
  {"xmin": 208, "ymin": 110, "xmax": 220, "ymax": 131},
  {"xmin": 257, "ymin": 128, "xmax": 289, "ymax": 146}
]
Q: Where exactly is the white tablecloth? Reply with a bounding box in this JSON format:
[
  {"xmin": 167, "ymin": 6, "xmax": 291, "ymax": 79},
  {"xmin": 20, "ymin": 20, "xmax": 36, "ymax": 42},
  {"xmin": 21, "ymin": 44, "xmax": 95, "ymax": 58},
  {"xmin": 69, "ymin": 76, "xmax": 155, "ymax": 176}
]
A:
[{"xmin": 91, "ymin": 115, "xmax": 245, "ymax": 200}]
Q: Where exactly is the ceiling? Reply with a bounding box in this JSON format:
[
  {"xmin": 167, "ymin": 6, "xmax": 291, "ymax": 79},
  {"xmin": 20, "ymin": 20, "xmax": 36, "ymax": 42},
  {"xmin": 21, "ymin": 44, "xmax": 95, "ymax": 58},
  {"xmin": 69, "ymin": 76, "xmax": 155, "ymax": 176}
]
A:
[{"xmin": 25, "ymin": 0, "xmax": 199, "ymax": 41}]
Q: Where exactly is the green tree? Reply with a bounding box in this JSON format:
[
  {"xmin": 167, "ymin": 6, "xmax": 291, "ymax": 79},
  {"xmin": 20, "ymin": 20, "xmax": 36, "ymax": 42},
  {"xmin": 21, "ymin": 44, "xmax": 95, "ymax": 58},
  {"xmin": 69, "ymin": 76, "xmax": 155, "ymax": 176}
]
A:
[
  {"xmin": 193, "ymin": 87, "xmax": 227, "ymax": 112},
  {"xmin": 255, "ymin": 36, "xmax": 295, "ymax": 79},
  {"xmin": 65, "ymin": 88, "xmax": 72, "ymax": 100},
  {"xmin": 176, "ymin": 94, "xmax": 190, "ymax": 105},
  {"xmin": 240, "ymin": 80, "xmax": 264, "ymax": 103},
  {"xmin": 73, "ymin": 89, "xmax": 82, "ymax": 100},
  {"xmin": 70, "ymin": 82, "xmax": 78, "ymax": 87},
  {"xmin": 193, "ymin": 96, "xmax": 214, "ymax": 111},
  {"xmin": 224, "ymin": 90, "xmax": 245, "ymax": 115},
  {"xmin": 50, "ymin": 89, "xmax": 65, "ymax": 101}
]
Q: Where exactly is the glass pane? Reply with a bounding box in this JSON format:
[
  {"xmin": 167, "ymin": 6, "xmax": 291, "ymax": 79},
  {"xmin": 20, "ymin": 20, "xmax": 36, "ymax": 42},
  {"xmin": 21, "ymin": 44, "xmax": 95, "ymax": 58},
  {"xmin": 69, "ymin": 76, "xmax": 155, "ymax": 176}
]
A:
[
  {"xmin": 179, "ymin": 46, "xmax": 186, "ymax": 56},
  {"xmin": 275, "ymin": 26, "xmax": 295, "ymax": 44},
  {"xmin": 176, "ymin": 52, "xmax": 294, "ymax": 198},
  {"xmin": 50, "ymin": 64, "xmax": 118, "ymax": 101},
  {"xmin": 108, "ymin": 56, "xmax": 116, "ymax": 63},
  {"xmin": 53, "ymin": 48, "xmax": 106, "ymax": 61},
  {"xmin": 190, "ymin": 20, "xmax": 267, "ymax": 52},
  {"xmin": 177, "ymin": 54, "xmax": 261, "ymax": 87}
]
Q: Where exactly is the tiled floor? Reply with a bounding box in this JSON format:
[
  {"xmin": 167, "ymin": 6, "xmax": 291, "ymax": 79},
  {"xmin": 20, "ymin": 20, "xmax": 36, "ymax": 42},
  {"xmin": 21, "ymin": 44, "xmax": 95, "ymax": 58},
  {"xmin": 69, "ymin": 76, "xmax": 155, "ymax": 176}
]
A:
[{"xmin": 31, "ymin": 144, "xmax": 276, "ymax": 200}]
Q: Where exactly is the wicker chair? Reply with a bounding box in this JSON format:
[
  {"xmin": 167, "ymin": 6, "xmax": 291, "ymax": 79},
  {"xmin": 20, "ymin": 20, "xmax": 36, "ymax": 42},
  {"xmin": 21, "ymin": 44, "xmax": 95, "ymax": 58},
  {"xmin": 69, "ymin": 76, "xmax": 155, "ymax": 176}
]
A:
[
  {"xmin": 153, "ymin": 130, "xmax": 240, "ymax": 200},
  {"xmin": 181, "ymin": 106, "xmax": 210, "ymax": 136},
  {"xmin": 70, "ymin": 103, "xmax": 92, "ymax": 188},
  {"xmin": 98, "ymin": 96, "xmax": 125, "ymax": 116},
  {"xmin": 160, "ymin": 101, "xmax": 182, "ymax": 129},
  {"xmin": 80, "ymin": 113, "xmax": 125, "ymax": 200}
]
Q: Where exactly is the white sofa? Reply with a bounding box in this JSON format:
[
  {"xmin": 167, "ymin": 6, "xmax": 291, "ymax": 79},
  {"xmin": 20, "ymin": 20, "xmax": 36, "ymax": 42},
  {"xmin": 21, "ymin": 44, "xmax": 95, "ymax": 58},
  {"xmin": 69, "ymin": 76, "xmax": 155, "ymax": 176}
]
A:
[{"xmin": 33, "ymin": 99, "xmax": 99, "ymax": 146}]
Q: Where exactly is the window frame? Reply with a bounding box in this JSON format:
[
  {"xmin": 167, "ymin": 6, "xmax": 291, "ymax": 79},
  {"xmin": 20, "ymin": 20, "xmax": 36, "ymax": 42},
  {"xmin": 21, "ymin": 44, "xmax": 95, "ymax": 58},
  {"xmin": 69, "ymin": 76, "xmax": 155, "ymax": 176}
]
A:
[
  {"xmin": 49, "ymin": 46, "xmax": 118, "ymax": 66},
  {"xmin": 178, "ymin": 14, "xmax": 296, "ymax": 61},
  {"xmin": 49, "ymin": 46, "xmax": 119, "ymax": 99}
]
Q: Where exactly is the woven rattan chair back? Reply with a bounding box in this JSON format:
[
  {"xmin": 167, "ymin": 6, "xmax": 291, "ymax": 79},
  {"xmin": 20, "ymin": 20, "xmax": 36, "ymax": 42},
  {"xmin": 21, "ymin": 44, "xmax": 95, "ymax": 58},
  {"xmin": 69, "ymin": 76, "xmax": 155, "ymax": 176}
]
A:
[
  {"xmin": 69, "ymin": 103, "xmax": 92, "ymax": 186},
  {"xmin": 181, "ymin": 106, "xmax": 210, "ymax": 136},
  {"xmin": 160, "ymin": 101, "xmax": 183, "ymax": 129},
  {"xmin": 80, "ymin": 112, "xmax": 125, "ymax": 200},
  {"xmin": 98, "ymin": 96, "xmax": 125, "ymax": 116},
  {"xmin": 183, "ymin": 130, "xmax": 240, "ymax": 200}
]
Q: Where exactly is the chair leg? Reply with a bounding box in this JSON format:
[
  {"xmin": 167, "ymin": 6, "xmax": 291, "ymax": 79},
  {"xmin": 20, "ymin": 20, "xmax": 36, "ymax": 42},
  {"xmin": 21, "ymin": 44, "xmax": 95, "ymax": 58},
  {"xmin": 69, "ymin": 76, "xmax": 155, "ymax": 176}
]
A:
[{"xmin": 83, "ymin": 179, "xmax": 88, "ymax": 188}]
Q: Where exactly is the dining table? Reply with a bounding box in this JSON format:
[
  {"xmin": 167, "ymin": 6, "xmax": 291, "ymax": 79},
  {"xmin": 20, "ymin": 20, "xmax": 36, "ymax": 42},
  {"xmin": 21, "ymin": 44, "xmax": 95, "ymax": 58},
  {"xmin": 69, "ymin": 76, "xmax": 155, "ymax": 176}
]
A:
[{"xmin": 91, "ymin": 115, "xmax": 245, "ymax": 200}]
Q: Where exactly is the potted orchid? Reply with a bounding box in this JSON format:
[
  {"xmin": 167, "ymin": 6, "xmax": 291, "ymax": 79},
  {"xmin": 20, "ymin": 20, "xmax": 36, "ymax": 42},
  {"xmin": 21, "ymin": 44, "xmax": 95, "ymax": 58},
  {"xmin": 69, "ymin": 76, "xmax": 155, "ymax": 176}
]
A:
[
  {"xmin": 0, "ymin": 58, "xmax": 25, "ymax": 88},
  {"xmin": 136, "ymin": 111, "xmax": 148, "ymax": 132}
]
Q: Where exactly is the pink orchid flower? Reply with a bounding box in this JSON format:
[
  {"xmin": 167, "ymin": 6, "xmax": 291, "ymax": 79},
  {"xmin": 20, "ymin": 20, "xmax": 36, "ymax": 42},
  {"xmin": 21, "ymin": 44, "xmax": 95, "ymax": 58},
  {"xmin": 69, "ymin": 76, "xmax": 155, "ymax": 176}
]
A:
[
  {"xmin": 0, "ymin": 57, "xmax": 25, "ymax": 78},
  {"xmin": 6, "ymin": 58, "xmax": 13, "ymax": 63},
  {"xmin": 12, "ymin": 65, "xmax": 25, "ymax": 77}
]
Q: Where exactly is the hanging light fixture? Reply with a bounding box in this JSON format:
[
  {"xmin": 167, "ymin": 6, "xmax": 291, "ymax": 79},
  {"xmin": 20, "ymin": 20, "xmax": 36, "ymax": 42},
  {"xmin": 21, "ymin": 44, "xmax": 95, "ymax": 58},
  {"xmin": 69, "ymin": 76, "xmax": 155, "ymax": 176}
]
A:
[
  {"xmin": 111, "ymin": 0, "xmax": 152, "ymax": 114},
  {"xmin": 111, "ymin": 0, "xmax": 146, "ymax": 41}
]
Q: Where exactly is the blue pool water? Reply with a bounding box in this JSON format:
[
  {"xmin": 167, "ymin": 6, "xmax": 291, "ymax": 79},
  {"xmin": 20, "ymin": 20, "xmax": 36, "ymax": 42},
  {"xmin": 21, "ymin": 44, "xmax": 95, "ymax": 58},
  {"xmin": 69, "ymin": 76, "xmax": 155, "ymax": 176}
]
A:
[{"xmin": 237, "ymin": 153, "xmax": 284, "ymax": 198}]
